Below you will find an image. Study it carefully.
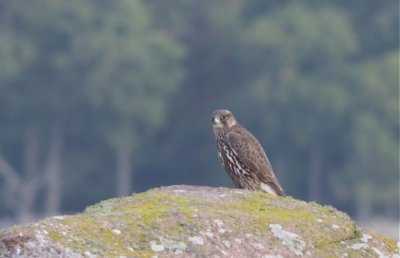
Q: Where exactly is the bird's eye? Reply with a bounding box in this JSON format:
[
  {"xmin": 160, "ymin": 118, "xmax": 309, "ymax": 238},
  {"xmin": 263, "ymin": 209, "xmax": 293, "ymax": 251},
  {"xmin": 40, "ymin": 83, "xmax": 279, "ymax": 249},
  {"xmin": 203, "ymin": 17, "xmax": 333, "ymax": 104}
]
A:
[{"xmin": 220, "ymin": 115, "xmax": 225, "ymax": 120}]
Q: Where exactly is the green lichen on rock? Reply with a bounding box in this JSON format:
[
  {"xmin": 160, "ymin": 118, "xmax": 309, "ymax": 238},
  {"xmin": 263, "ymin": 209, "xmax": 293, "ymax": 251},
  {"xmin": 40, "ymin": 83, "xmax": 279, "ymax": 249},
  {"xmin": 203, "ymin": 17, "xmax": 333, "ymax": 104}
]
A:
[{"xmin": 0, "ymin": 185, "xmax": 398, "ymax": 257}]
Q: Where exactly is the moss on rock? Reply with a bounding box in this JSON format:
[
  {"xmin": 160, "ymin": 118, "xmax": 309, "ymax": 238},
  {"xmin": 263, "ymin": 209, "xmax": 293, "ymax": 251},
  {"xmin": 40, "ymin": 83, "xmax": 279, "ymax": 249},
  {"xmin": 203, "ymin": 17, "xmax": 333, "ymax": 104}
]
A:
[{"xmin": 0, "ymin": 185, "xmax": 398, "ymax": 257}]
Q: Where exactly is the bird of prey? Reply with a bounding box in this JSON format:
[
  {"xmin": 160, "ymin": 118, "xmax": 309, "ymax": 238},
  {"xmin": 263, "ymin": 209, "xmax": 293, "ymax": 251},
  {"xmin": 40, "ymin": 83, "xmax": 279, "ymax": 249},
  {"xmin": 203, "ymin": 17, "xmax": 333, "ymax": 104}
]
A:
[{"xmin": 212, "ymin": 109, "xmax": 285, "ymax": 196}]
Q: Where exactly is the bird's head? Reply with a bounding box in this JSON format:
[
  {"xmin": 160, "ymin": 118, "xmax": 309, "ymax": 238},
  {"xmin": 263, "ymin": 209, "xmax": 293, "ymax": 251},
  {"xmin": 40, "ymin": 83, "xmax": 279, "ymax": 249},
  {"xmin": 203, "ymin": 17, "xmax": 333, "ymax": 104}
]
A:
[{"xmin": 212, "ymin": 109, "xmax": 237, "ymax": 130}]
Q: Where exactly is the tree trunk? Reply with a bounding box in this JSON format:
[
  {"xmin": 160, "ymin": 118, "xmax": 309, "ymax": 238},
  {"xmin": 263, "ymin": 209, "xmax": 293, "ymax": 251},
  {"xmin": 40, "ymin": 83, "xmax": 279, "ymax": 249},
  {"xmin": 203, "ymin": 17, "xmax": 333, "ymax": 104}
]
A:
[
  {"xmin": 0, "ymin": 153, "xmax": 20, "ymax": 210},
  {"xmin": 116, "ymin": 143, "xmax": 133, "ymax": 197},
  {"xmin": 17, "ymin": 126, "xmax": 40, "ymax": 222},
  {"xmin": 308, "ymin": 142, "xmax": 323, "ymax": 202},
  {"xmin": 44, "ymin": 120, "xmax": 64, "ymax": 215}
]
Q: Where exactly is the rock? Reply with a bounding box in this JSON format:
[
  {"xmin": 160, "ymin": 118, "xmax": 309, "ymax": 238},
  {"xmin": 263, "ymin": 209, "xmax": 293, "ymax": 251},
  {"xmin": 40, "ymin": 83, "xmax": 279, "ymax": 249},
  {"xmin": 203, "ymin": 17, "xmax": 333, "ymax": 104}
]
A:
[{"xmin": 0, "ymin": 185, "xmax": 398, "ymax": 257}]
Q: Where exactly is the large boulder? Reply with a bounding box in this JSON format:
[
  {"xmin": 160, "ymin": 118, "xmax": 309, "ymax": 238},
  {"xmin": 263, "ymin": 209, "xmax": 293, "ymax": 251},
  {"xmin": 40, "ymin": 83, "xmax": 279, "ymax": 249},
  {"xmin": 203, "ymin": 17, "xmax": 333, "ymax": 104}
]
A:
[{"xmin": 0, "ymin": 185, "xmax": 398, "ymax": 257}]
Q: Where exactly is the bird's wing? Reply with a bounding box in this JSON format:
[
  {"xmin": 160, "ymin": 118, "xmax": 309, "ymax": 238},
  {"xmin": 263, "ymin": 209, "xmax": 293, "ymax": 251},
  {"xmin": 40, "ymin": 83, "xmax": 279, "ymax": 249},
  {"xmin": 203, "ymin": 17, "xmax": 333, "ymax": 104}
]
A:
[{"xmin": 226, "ymin": 128, "xmax": 285, "ymax": 196}]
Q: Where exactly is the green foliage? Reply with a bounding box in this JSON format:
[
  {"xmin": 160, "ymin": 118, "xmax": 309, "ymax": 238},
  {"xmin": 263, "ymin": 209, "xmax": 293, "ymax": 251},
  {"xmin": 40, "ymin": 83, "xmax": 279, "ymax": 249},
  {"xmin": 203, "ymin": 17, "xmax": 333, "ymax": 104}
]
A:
[
  {"xmin": 0, "ymin": 0, "xmax": 185, "ymax": 212},
  {"xmin": 337, "ymin": 51, "xmax": 399, "ymax": 216},
  {"xmin": 67, "ymin": 0, "xmax": 186, "ymax": 148}
]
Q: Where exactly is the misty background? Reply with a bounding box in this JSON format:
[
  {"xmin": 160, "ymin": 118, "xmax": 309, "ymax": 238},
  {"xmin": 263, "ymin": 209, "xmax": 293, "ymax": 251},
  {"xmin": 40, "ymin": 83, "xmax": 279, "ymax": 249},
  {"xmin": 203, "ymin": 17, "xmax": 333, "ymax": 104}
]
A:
[{"xmin": 0, "ymin": 0, "xmax": 398, "ymax": 239}]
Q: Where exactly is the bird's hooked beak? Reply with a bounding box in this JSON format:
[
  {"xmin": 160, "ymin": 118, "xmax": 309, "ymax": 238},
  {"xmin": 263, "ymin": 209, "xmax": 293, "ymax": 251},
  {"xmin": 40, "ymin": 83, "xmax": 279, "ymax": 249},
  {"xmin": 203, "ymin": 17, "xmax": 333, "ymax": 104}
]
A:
[{"xmin": 212, "ymin": 116, "xmax": 220, "ymax": 125}]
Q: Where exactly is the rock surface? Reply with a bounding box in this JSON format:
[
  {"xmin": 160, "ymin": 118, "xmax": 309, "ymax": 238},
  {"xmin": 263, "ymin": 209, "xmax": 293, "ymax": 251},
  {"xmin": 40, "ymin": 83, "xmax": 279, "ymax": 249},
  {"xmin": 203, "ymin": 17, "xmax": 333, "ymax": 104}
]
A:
[{"xmin": 0, "ymin": 185, "xmax": 398, "ymax": 257}]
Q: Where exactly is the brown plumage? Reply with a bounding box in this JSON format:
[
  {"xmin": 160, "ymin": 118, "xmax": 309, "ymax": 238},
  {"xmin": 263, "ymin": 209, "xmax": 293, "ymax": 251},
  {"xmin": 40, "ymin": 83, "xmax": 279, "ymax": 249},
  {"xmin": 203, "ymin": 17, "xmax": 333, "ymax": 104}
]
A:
[{"xmin": 212, "ymin": 109, "xmax": 285, "ymax": 196}]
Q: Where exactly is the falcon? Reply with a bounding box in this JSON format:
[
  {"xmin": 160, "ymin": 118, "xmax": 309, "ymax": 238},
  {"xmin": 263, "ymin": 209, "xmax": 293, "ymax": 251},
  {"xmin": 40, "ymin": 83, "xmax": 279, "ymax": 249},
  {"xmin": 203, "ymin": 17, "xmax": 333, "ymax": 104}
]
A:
[{"xmin": 212, "ymin": 109, "xmax": 285, "ymax": 196}]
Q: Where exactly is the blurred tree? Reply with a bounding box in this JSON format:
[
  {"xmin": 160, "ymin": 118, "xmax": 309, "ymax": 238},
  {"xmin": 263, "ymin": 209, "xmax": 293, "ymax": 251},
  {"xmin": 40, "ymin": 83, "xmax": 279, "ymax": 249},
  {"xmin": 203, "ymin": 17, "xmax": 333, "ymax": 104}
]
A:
[
  {"xmin": 334, "ymin": 51, "xmax": 399, "ymax": 219},
  {"xmin": 0, "ymin": 0, "xmax": 184, "ymax": 222},
  {"xmin": 0, "ymin": 0, "xmax": 73, "ymax": 220},
  {"xmin": 69, "ymin": 0, "xmax": 185, "ymax": 197}
]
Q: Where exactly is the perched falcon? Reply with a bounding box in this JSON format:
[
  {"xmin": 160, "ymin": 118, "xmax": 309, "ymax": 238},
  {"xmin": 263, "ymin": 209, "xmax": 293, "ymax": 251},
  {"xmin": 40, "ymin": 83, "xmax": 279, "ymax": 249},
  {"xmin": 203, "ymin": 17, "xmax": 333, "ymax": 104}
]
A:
[{"xmin": 212, "ymin": 109, "xmax": 285, "ymax": 196}]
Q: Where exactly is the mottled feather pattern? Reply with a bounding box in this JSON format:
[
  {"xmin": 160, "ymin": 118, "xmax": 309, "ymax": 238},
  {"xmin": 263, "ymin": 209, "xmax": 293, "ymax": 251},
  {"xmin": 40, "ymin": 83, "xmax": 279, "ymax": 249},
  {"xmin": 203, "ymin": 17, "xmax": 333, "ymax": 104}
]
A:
[
  {"xmin": 216, "ymin": 132, "xmax": 253, "ymax": 189},
  {"xmin": 212, "ymin": 109, "xmax": 285, "ymax": 196}
]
